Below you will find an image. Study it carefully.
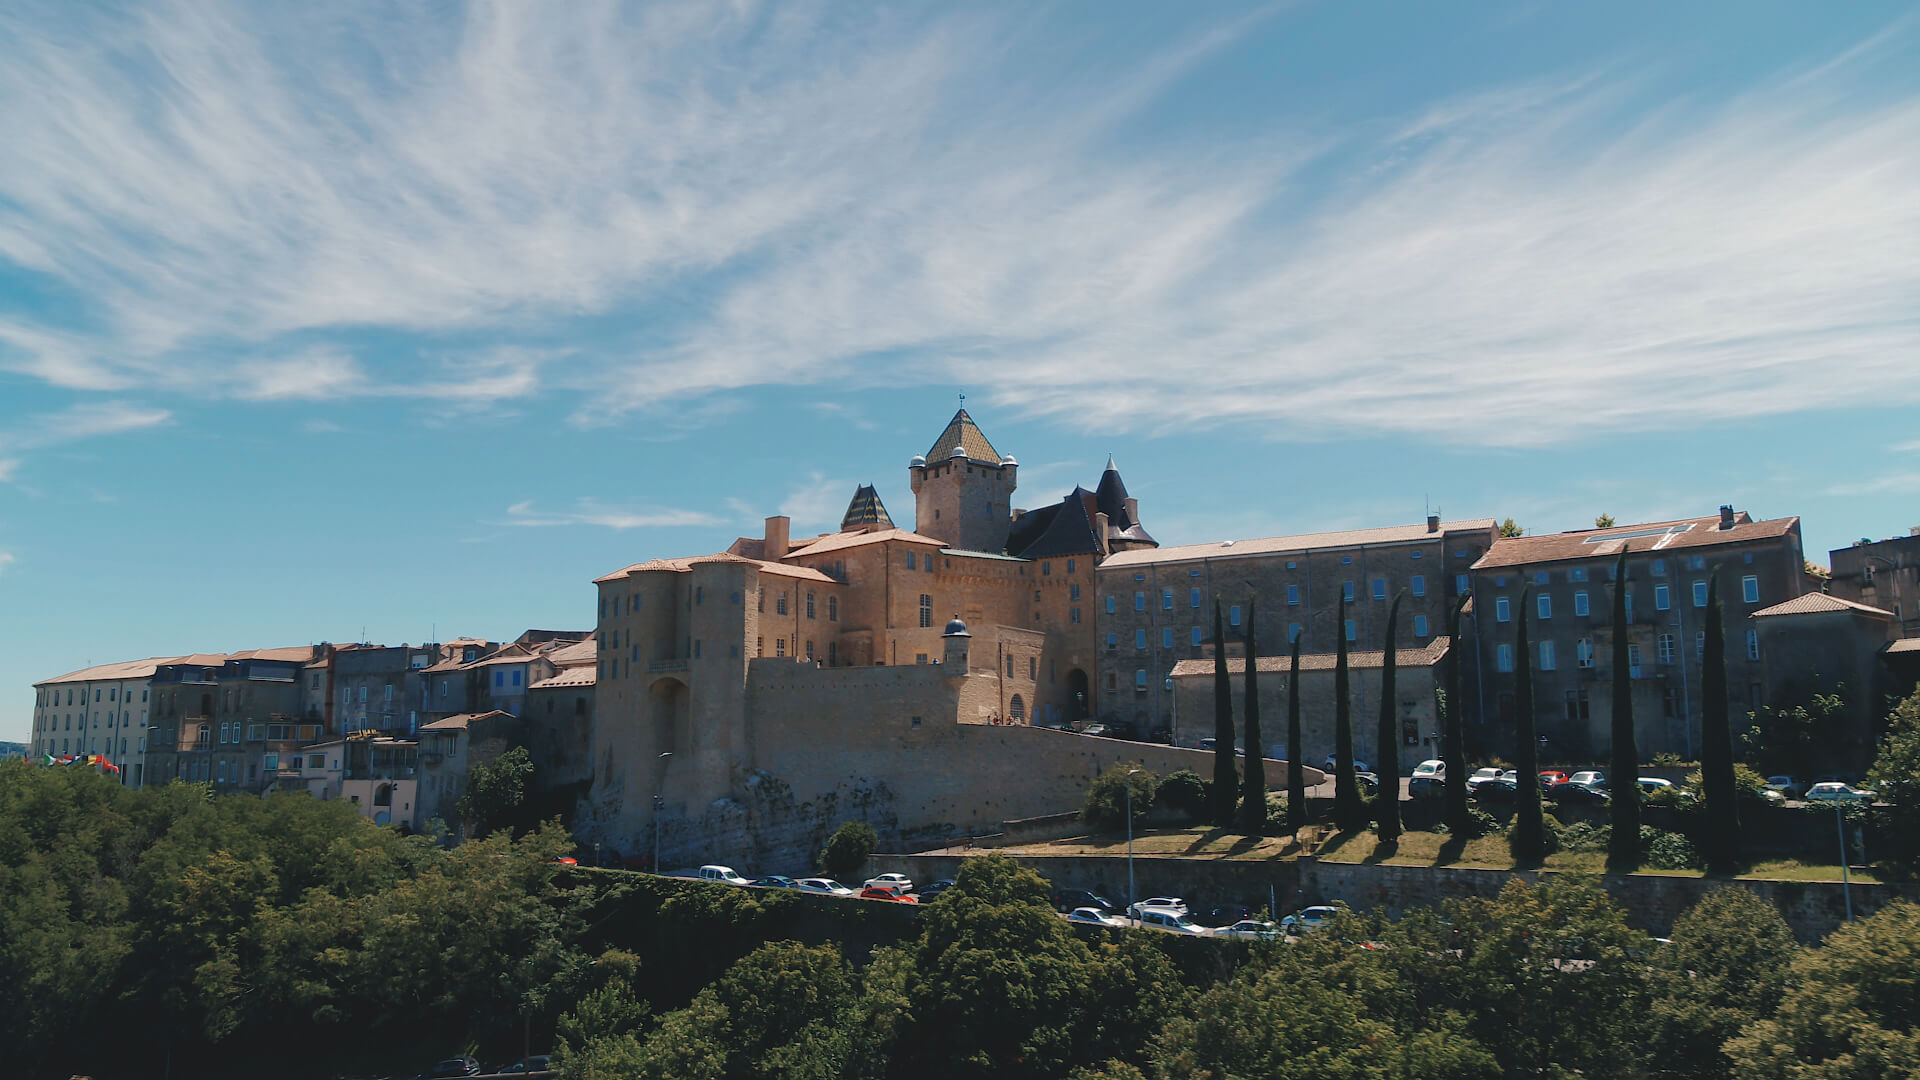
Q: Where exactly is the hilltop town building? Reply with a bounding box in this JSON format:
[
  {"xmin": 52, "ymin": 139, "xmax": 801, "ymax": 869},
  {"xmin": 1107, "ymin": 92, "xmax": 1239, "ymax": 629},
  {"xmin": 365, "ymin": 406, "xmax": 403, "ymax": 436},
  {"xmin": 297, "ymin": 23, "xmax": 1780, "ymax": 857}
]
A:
[
  {"xmin": 1829, "ymin": 529, "xmax": 1920, "ymax": 640},
  {"xmin": 30, "ymin": 657, "xmax": 175, "ymax": 785}
]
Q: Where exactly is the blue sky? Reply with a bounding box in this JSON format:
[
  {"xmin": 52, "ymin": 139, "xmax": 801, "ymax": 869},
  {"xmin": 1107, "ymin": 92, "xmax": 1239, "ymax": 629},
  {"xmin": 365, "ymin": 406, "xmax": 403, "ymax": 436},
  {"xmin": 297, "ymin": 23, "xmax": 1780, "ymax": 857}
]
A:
[{"xmin": 3, "ymin": 1, "xmax": 1918, "ymax": 742}]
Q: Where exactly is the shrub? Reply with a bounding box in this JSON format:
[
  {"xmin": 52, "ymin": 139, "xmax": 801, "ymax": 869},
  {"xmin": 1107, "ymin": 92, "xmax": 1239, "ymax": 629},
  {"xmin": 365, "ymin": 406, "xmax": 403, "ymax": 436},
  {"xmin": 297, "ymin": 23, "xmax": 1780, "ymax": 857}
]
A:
[
  {"xmin": 817, "ymin": 821, "xmax": 877, "ymax": 877},
  {"xmin": 1640, "ymin": 827, "xmax": 1702, "ymax": 871},
  {"xmin": 1081, "ymin": 764, "xmax": 1157, "ymax": 833},
  {"xmin": 1650, "ymin": 752, "xmax": 1689, "ymax": 767},
  {"xmin": 1556, "ymin": 821, "xmax": 1610, "ymax": 854},
  {"xmin": 1154, "ymin": 770, "xmax": 1208, "ymax": 822}
]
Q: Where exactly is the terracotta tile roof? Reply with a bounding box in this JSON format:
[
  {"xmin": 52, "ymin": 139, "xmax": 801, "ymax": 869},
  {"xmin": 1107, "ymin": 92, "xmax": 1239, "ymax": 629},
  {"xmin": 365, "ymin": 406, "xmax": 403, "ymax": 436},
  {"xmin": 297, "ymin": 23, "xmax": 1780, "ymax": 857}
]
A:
[
  {"xmin": 1750, "ymin": 593, "xmax": 1893, "ymax": 619},
  {"xmin": 1101, "ymin": 519, "xmax": 1497, "ymax": 570},
  {"xmin": 165, "ymin": 654, "xmax": 232, "ymax": 669},
  {"xmin": 754, "ymin": 561, "xmax": 837, "ymax": 583},
  {"xmin": 39, "ymin": 656, "xmax": 191, "ymax": 685},
  {"xmin": 1170, "ymin": 636, "xmax": 1452, "ymax": 677},
  {"xmin": 420, "ymin": 709, "xmax": 514, "ymax": 731},
  {"xmin": 924, "ymin": 407, "xmax": 1003, "ymax": 465},
  {"xmin": 467, "ymin": 645, "xmax": 539, "ymax": 668},
  {"xmin": 531, "ymin": 666, "xmax": 597, "ymax": 689},
  {"xmin": 544, "ymin": 638, "xmax": 599, "ymax": 667},
  {"xmin": 1886, "ymin": 637, "xmax": 1920, "ymax": 655},
  {"xmin": 594, "ymin": 558, "xmax": 692, "ymax": 583},
  {"xmin": 227, "ymin": 646, "xmax": 315, "ymax": 664},
  {"xmin": 783, "ymin": 527, "xmax": 945, "ymax": 558},
  {"xmin": 1472, "ymin": 512, "xmax": 1798, "ymax": 571}
]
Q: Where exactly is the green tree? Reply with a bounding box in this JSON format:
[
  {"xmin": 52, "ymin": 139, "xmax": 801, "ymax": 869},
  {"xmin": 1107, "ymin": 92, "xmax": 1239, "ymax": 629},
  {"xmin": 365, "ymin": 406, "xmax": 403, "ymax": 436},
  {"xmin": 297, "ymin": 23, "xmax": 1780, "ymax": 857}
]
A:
[
  {"xmin": 1240, "ymin": 595, "xmax": 1267, "ymax": 834},
  {"xmin": 553, "ymin": 982, "xmax": 650, "ymax": 1080},
  {"xmin": 817, "ymin": 821, "xmax": 877, "ymax": 878},
  {"xmin": 1725, "ymin": 899, "xmax": 1920, "ymax": 1077},
  {"xmin": 1646, "ymin": 888, "xmax": 1798, "ymax": 1080},
  {"xmin": 1867, "ymin": 688, "xmax": 1920, "ymax": 877},
  {"xmin": 1698, "ymin": 572, "xmax": 1741, "ymax": 873},
  {"xmin": 1286, "ymin": 627, "xmax": 1307, "ymax": 832},
  {"xmin": 1744, "ymin": 683, "xmax": 1844, "ymax": 776},
  {"xmin": 458, "ymin": 745, "xmax": 534, "ymax": 838},
  {"xmin": 1499, "ymin": 518, "xmax": 1526, "ymax": 538},
  {"xmin": 1333, "ymin": 595, "xmax": 1367, "ymax": 832},
  {"xmin": 1609, "ymin": 548, "xmax": 1641, "ymax": 870},
  {"xmin": 1374, "ymin": 589, "xmax": 1407, "ymax": 842},
  {"xmin": 1510, "ymin": 586, "xmax": 1546, "ymax": 865},
  {"xmin": 1210, "ymin": 600, "xmax": 1237, "ymax": 827},
  {"xmin": 638, "ymin": 940, "xmax": 866, "ymax": 1080},
  {"xmin": 1442, "ymin": 596, "xmax": 1472, "ymax": 835},
  {"xmin": 1153, "ymin": 770, "xmax": 1207, "ymax": 822},
  {"xmin": 1596, "ymin": 513, "xmax": 1617, "ymax": 529},
  {"xmin": 1081, "ymin": 763, "xmax": 1156, "ymax": 833}
]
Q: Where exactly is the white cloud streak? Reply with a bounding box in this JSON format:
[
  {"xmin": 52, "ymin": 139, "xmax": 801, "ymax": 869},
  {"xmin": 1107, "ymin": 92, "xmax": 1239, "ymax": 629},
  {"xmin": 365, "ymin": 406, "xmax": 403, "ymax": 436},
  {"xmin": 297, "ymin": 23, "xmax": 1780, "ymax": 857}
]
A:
[
  {"xmin": 0, "ymin": 401, "xmax": 172, "ymax": 454},
  {"xmin": 503, "ymin": 499, "xmax": 720, "ymax": 530},
  {"xmin": 0, "ymin": 551, "xmax": 15, "ymax": 575},
  {"xmin": 0, "ymin": 3, "xmax": 1916, "ymax": 445}
]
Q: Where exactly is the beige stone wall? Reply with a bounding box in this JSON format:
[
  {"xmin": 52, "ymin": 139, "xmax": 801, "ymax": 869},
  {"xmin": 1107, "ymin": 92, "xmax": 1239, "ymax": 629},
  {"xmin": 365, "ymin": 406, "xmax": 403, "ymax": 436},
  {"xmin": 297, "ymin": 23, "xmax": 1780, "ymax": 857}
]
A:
[{"xmin": 1172, "ymin": 653, "xmax": 1444, "ymax": 777}]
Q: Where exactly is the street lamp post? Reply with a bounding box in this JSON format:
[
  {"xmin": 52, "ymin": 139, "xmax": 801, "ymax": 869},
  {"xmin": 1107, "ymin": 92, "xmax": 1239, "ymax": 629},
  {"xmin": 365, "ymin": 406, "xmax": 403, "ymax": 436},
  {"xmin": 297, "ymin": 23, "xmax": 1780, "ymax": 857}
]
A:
[
  {"xmin": 1125, "ymin": 767, "xmax": 1142, "ymax": 924},
  {"xmin": 653, "ymin": 751, "xmax": 673, "ymax": 874},
  {"xmin": 1837, "ymin": 803, "xmax": 1854, "ymax": 922}
]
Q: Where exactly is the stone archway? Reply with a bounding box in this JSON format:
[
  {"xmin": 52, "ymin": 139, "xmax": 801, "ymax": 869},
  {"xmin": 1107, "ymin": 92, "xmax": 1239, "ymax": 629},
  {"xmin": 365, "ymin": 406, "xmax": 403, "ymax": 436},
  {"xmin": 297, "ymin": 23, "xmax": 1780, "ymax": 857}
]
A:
[
  {"xmin": 1066, "ymin": 668, "xmax": 1090, "ymax": 723},
  {"xmin": 1009, "ymin": 694, "xmax": 1026, "ymax": 723},
  {"xmin": 648, "ymin": 678, "xmax": 690, "ymax": 757}
]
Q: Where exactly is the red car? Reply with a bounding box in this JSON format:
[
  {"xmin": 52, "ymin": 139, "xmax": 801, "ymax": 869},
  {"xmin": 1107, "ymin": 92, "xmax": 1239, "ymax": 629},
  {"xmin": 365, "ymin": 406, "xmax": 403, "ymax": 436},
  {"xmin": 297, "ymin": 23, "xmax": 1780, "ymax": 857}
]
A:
[
  {"xmin": 554, "ymin": 856, "xmax": 579, "ymax": 866},
  {"xmin": 1538, "ymin": 771, "xmax": 1571, "ymax": 788},
  {"xmin": 859, "ymin": 886, "xmax": 917, "ymax": 903}
]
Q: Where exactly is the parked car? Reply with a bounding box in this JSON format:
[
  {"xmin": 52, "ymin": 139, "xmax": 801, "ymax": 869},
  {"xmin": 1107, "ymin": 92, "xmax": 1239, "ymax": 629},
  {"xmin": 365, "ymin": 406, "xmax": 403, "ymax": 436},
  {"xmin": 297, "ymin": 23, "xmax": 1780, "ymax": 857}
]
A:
[
  {"xmin": 498, "ymin": 1055, "xmax": 552, "ymax": 1074},
  {"xmin": 796, "ymin": 877, "xmax": 856, "ymax": 895},
  {"xmin": 553, "ymin": 856, "xmax": 578, "ymax": 866},
  {"xmin": 424, "ymin": 1058, "xmax": 480, "ymax": 1078},
  {"xmin": 1052, "ymin": 888, "xmax": 1114, "ymax": 913},
  {"xmin": 1080, "ymin": 723, "xmax": 1113, "ymax": 736},
  {"xmin": 1568, "ymin": 770, "xmax": 1607, "ymax": 789},
  {"xmin": 1324, "ymin": 754, "xmax": 1371, "ymax": 773},
  {"xmin": 1538, "ymin": 771, "xmax": 1571, "ymax": 788},
  {"xmin": 1551, "ymin": 782, "xmax": 1609, "ymax": 806},
  {"xmin": 1765, "ymin": 775, "xmax": 1806, "ymax": 798},
  {"xmin": 1281, "ymin": 905, "xmax": 1339, "ymax": 933},
  {"xmin": 1203, "ymin": 904, "xmax": 1253, "ymax": 927},
  {"xmin": 859, "ymin": 886, "xmax": 917, "ymax": 902},
  {"xmin": 1472, "ymin": 778, "xmax": 1518, "ymax": 803},
  {"xmin": 917, "ymin": 879, "xmax": 956, "ymax": 902},
  {"xmin": 864, "ymin": 873, "xmax": 914, "ymax": 894},
  {"xmin": 1805, "ymin": 782, "xmax": 1876, "ymax": 804},
  {"xmin": 1409, "ymin": 776, "xmax": 1446, "ymax": 799},
  {"xmin": 1412, "ymin": 759, "xmax": 1446, "ymax": 779},
  {"xmin": 1138, "ymin": 908, "xmax": 1212, "ymax": 935},
  {"xmin": 1217, "ymin": 919, "xmax": 1282, "ymax": 940},
  {"xmin": 1065, "ymin": 906, "xmax": 1128, "ymax": 928},
  {"xmin": 1636, "ymin": 777, "xmax": 1674, "ymax": 794},
  {"xmin": 1129, "ymin": 897, "xmax": 1190, "ymax": 919},
  {"xmin": 1355, "ymin": 772, "xmax": 1381, "ymax": 793},
  {"xmin": 1746, "ymin": 787, "xmax": 1788, "ymax": 805},
  {"xmin": 750, "ymin": 875, "xmax": 799, "ymax": 889},
  {"xmin": 1465, "ymin": 767, "xmax": 1505, "ymax": 791},
  {"xmin": 698, "ymin": 864, "xmax": 750, "ymax": 885}
]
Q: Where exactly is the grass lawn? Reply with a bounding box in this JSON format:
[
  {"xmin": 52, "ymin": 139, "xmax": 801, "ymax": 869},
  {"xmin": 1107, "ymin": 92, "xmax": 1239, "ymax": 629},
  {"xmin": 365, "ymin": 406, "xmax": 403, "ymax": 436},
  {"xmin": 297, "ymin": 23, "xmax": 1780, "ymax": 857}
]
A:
[{"xmin": 989, "ymin": 826, "xmax": 1882, "ymax": 883}]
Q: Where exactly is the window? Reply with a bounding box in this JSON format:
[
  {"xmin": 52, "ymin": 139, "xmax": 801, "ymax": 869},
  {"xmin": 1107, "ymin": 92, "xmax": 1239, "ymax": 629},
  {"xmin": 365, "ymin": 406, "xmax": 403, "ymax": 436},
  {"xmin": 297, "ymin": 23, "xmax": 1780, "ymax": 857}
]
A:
[
  {"xmin": 805, "ymin": 640, "xmax": 815, "ymax": 660},
  {"xmin": 1007, "ymin": 655, "xmax": 1015, "ymax": 676},
  {"xmin": 1189, "ymin": 587, "xmax": 1200, "ymax": 608},
  {"xmin": 1229, "ymin": 605, "xmax": 1242, "ymax": 627},
  {"xmin": 1691, "ymin": 555, "xmax": 1706, "ymax": 570},
  {"xmin": 511, "ymin": 670, "xmax": 521, "ymax": 687},
  {"xmin": 1072, "ymin": 584, "xmax": 1082, "ymax": 601},
  {"xmin": 1067, "ymin": 559, "xmax": 1076, "ymax": 572},
  {"xmin": 1746, "ymin": 629, "xmax": 1760, "ymax": 661},
  {"xmin": 775, "ymin": 638, "xmax": 786, "ymax": 657},
  {"xmin": 1657, "ymin": 633, "xmax": 1675, "ymax": 665},
  {"xmin": 1534, "ymin": 571, "xmax": 1550, "ymax": 586},
  {"xmin": 1413, "ymin": 615, "xmax": 1429, "ymax": 637},
  {"xmin": 1576, "ymin": 637, "xmax": 1594, "ymax": 668},
  {"xmin": 906, "ymin": 551, "xmax": 916, "ymax": 570},
  {"xmin": 828, "ymin": 596, "xmax": 838, "ymax": 621},
  {"xmin": 1343, "ymin": 581, "xmax": 1356, "ymax": 602},
  {"xmin": 1625, "ymin": 590, "xmax": 1635, "ymax": 622},
  {"xmin": 1345, "ymin": 619, "xmax": 1357, "ymax": 642},
  {"xmin": 1107, "ymin": 672, "xmax": 1117, "ymax": 691},
  {"xmin": 1537, "ymin": 594, "xmax": 1552, "ymax": 619},
  {"xmin": 1043, "ymin": 561, "xmax": 1051, "ymax": 576},
  {"xmin": 1161, "ymin": 628, "xmax": 1173, "ymax": 648},
  {"xmin": 1134, "ymin": 629, "xmax": 1147, "ymax": 649},
  {"xmin": 1191, "ymin": 627, "xmax": 1203, "ymax": 646},
  {"xmin": 1628, "ymin": 644, "xmax": 1643, "ymax": 675},
  {"xmin": 1456, "ymin": 573, "xmax": 1470, "ymax": 595},
  {"xmin": 1070, "ymin": 607, "xmax": 1081, "ymax": 624},
  {"xmin": 1652, "ymin": 559, "xmax": 1667, "ymax": 576},
  {"xmin": 694, "ymin": 586, "xmax": 703, "ymax": 605},
  {"xmin": 1540, "ymin": 641, "xmax": 1557, "ymax": 670},
  {"xmin": 1496, "ymin": 644, "xmax": 1514, "ymax": 672},
  {"xmin": 1574, "ymin": 591, "xmax": 1590, "ymax": 616},
  {"xmin": 1106, "ymin": 633, "xmax": 1117, "ymax": 650},
  {"xmin": 359, "ymin": 686, "xmax": 369, "ymax": 702},
  {"xmin": 1566, "ymin": 688, "xmax": 1591, "ymax": 723},
  {"xmin": 1696, "ymin": 631, "xmax": 1705, "ymax": 660},
  {"xmin": 1135, "ymin": 669, "xmax": 1148, "ymax": 690},
  {"xmin": 1571, "ymin": 567, "xmax": 1588, "ymax": 582},
  {"xmin": 757, "ymin": 636, "xmax": 764, "ymax": 656},
  {"xmin": 1162, "ymin": 589, "xmax": 1173, "ymax": 610},
  {"xmin": 1106, "ymin": 596, "xmax": 1117, "ymax": 614},
  {"xmin": 1495, "ymin": 597, "xmax": 1511, "ymax": 622},
  {"xmin": 1372, "ymin": 578, "xmax": 1387, "ymax": 600},
  {"xmin": 1135, "ymin": 592, "xmax": 1146, "ymax": 612},
  {"xmin": 1287, "ymin": 584, "xmax": 1300, "ymax": 605},
  {"xmin": 1411, "ymin": 575, "xmax": 1426, "ymax": 598},
  {"xmin": 919, "ymin": 594, "xmax": 933, "ymax": 628},
  {"xmin": 806, "ymin": 592, "xmax": 815, "ymax": 619},
  {"xmin": 385, "ymin": 683, "xmax": 394, "ymax": 702},
  {"xmin": 1743, "ymin": 576, "xmax": 1759, "ymax": 604},
  {"xmin": 925, "ymin": 557, "xmax": 933, "ymax": 574},
  {"xmin": 776, "ymin": 592, "xmax": 788, "ymax": 615},
  {"xmin": 1341, "ymin": 555, "xmax": 1353, "ymax": 565},
  {"xmin": 1655, "ymin": 584, "xmax": 1671, "ymax": 611},
  {"xmin": 1692, "ymin": 581, "xmax": 1707, "ymax": 607}
]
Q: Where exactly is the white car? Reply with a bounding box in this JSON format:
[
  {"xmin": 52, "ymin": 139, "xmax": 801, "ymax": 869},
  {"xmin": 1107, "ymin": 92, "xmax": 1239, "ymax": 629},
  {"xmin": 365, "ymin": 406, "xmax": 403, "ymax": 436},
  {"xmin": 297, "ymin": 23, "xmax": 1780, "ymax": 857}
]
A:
[
  {"xmin": 1216, "ymin": 919, "xmax": 1282, "ymax": 940},
  {"xmin": 1465, "ymin": 767, "xmax": 1504, "ymax": 791},
  {"xmin": 1137, "ymin": 908, "xmax": 1212, "ymax": 935},
  {"xmin": 1412, "ymin": 759, "xmax": 1445, "ymax": 779},
  {"xmin": 1323, "ymin": 754, "xmax": 1371, "ymax": 773},
  {"xmin": 1281, "ymin": 905, "xmax": 1339, "ymax": 933},
  {"xmin": 698, "ymin": 864, "xmax": 750, "ymax": 885},
  {"xmin": 795, "ymin": 878, "xmax": 856, "ymax": 896},
  {"xmin": 863, "ymin": 873, "xmax": 914, "ymax": 894},
  {"xmin": 1129, "ymin": 897, "xmax": 1190, "ymax": 919},
  {"xmin": 1568, "ymin": 770, "xmax": 1606, "ymax": 789},
  {"xmin": 1636, "ymin": 777, "xmax": 1674, "ymax": 793},
  {"xmin": 1765, "ymin": 775, "xmax": 1805, "ymax": 798},
  {"xmin": 1805, "ymin": 782, "xmax": 1876, "ymax": 804},
  {"xmin": 1064, "ymin": 907, "xmax": 1127, "ymax": 928}
]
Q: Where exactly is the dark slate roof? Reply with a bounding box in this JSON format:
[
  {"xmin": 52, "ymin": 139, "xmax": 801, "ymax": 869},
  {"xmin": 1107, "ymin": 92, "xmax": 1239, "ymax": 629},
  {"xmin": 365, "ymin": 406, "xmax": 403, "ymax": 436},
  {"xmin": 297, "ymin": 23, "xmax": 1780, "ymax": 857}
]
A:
[
  {"xmin": 1010, "ymin": 488, "xmax": 1104, "ymax": 560},
  {"xmin": 1094, "ymin": 457, "xmax": 1155, "ymax": 546},
  {"xmin": 925, "ymin": 408, "xmax": 1003, "ymax": 465},
  {"xmin": 840, "ymin": 484, "xmax": 895, "ymax": 531}
]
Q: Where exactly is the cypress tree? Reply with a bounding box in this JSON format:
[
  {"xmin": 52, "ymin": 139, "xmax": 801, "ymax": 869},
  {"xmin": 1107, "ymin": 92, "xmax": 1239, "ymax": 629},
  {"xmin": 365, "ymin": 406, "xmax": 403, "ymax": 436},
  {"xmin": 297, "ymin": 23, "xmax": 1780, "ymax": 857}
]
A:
[
  {"xmin": 1286, "ymin": 627, "xmax": 1306, "ymax": 833},
  {"xmin": 1608, "ymin": 547, "xmax": 1641, "ymax": 870},
  {"xmin": 1511, "ymin": 585, "xmax": 1546, "ymax": 865},
  {"xmin": 1443, "ymin": 595, "xmax": 1471, "ymax": 834},
  {"xmin": 1375, "ymin": 589, "xmax": 1407, "ymax": 841},
  {"xmin": 1240, "ymin": 596, "xmax": 1267, "ymax": 833},
  {"xmin": 1333, "ymin": 594, "xmax": 1368, "ymax": 831},
  {"xmin": 1700, "ymin": 570, "xmax": 1741, "ymax": 873},
  {"xmin": 1210, "ymin": 600, "xmax": 1237, "ymax": 827}
]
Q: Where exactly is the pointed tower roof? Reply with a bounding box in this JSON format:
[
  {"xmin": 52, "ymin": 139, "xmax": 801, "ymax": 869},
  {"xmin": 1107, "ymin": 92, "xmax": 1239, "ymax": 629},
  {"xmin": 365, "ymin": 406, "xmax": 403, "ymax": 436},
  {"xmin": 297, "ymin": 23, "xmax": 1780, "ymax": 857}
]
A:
[
  {"xmin": 840, "ymin": 484, "xmax": 895, "ymax": 532},
  {"xmin": 1095, "ymin": 456, "xmax": 1129, "ymax": 518},
  {"xmin": 924, "ymin": 408, "xmax": 1003, "ymax": 466}
]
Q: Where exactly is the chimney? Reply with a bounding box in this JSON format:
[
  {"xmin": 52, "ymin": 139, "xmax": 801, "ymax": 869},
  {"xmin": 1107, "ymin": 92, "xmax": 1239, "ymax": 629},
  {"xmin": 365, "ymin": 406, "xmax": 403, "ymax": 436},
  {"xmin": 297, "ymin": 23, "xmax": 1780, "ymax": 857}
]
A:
[
  {"xmin": 1718, "ymin": 505, "xmax": 1735, "ymax": 531},
  {"xmin": 1012, "ymin": 508, "xmax": 1026, "ymax": 521},
  {"xmin": 1124, "ymin": 496, "xmax": 1140, "ymax": 522},
  {"xmin": 1426, "ymin": 514, "xmax": 1440, "ymax": 533},
  {"xmin": 765, "ymin": 515, "xmax": 791, "ymax": 560},
  {"xmin": 1094, "ymin": 511, "xmax": 1111, "ymax": 558}
]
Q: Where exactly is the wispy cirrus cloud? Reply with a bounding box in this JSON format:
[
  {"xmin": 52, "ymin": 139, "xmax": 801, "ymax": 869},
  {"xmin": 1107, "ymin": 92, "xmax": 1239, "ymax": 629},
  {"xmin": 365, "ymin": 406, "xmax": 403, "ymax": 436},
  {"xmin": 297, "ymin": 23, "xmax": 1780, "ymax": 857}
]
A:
[
  {"xmin": 503, "ymin": 499, "xmax": 720, "ymax": 530},
  {"xmin": 0, "ymin": 2, "xmax": 1916, "ymax": 446},
  {"xmin": 0, "ymin": 551, "xmax": 15, "ymax": 576},
  {"xmin": 0, "ymin": 401, "xmax": 172, "ymax": 452}
]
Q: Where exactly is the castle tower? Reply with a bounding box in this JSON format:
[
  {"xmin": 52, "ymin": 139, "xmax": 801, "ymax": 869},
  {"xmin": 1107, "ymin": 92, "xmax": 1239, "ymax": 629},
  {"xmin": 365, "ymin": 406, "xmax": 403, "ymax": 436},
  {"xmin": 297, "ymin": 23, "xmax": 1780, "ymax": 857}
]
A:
[
  {"xmin": 1094, "ymin": 456, "xmax": 1157, "ymax": 554},
  {"xmin": 909, "ymin": 408, "xmax": 1018, "ymax": 553}
]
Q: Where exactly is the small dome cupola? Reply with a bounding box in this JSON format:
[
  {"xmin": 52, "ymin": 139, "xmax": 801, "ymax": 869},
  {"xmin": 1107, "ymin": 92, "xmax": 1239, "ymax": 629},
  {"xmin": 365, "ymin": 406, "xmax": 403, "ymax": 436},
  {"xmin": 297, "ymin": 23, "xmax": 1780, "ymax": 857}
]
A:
[
  {"xmin": 909, "ymin": 455, "xmax": 927, "ymax": 468},
  {"xmin": 951, "ymin": 444, "xmax": 968, "ymax": 460},
  {"xmin": 942, "ymin": 614, "xmax": 971, "ymax": 638},
  {"xmin": 1002, "ymin": 453, "xmax": 1017, "ymax": 466}
]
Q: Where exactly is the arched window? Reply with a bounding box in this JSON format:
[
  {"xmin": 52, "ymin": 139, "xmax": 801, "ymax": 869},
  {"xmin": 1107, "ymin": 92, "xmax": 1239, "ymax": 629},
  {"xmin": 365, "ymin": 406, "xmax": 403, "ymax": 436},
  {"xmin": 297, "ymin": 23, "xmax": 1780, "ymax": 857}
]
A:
[
  {"xmin": 1009, "ymin": 695, "xmax": 1025, "ymax": 722},
  {"xmin": 374, "ymin": 783, "xmax": 392, "ymax": 807}
]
